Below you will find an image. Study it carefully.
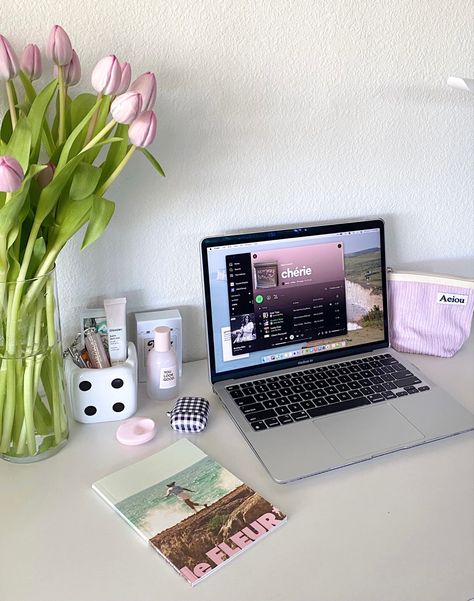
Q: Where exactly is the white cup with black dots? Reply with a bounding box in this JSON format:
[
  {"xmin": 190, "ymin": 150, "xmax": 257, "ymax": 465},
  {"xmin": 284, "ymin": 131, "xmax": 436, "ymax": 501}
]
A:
[{"xmin": 66, "ymin": 342, "xmax": 138, "ymax": 423}]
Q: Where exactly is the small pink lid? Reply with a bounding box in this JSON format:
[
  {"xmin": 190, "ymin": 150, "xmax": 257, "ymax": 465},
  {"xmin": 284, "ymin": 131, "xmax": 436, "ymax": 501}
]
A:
[{"xmin": 116, "ymin": 417, "xmax": 156, "ymax": 446}]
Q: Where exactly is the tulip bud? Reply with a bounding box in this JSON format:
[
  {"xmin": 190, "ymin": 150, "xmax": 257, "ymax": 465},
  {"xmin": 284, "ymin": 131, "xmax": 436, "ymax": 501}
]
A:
[
  {"xmin": 116, "ymin": 62, "xmax": 131, "ymax": 95},
  {"xmin": 55, "ymin": 49, "xmax": 80, "ymax": 86},
  {"xmin": 91, "ymin": 54, "xmax": 121, "ymax": 95},
  {"xmin": 20, "ymin": 43, "xmax": 42, "ymax": 81},
  {"xmin": 0, "ymin": 35, "xmax": 20, "ymax": 81},
  {"xmin": 36, "ymin": 162, "xmax": 55, "ymax": 188},
  {"xmin": 0, "ymin": 156, "xmax": 24, "ymax": 192},
  {"xmin": 130, "ymin": 72, "xmax": 156, "ymax": 112},
  {"xmin": 128, "ymin": 110, "xmax": 157, "ymax": 147},
  {"xmin": 46, "ymin": 25, "xmax": 73, "ymax": 66},
  {"xmin": 111, "ymin": 91, "xmax": 143, "ymax": 125}
]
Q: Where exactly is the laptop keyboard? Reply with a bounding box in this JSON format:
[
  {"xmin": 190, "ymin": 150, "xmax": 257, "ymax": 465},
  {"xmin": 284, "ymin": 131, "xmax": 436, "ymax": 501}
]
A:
[{"xmin": 225, "ymin": 354, "xmax": 430, "ymax": 432}]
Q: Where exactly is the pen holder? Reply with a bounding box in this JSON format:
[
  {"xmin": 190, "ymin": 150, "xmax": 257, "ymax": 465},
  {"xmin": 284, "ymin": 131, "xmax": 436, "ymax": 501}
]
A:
[{"xmin": 66, "ymin": 342, "xmax": 138, "ymax": 424}]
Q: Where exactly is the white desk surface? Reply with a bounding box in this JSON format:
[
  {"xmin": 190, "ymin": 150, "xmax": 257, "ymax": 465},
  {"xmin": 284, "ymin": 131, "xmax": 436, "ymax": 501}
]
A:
[{"xmin": 1, "ymin": 339, "xmax": 473, "ymax": 601}]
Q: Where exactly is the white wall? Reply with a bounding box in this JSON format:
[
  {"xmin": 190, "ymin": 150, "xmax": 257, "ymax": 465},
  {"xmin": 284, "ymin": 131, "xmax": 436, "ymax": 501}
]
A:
[{"xmin": 3, "ymin": 0, "xmax": 473, "ymax": 361}]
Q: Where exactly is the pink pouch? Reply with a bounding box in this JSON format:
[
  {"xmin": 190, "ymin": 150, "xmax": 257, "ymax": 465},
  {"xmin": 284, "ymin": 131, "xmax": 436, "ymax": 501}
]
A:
[{"xmin": 388, "ymin": 270, "xmax": 474, "ymax": 357}]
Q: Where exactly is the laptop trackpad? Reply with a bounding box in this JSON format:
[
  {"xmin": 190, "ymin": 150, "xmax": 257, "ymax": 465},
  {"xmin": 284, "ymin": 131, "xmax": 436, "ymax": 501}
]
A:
[{"xmin": 313, "ymin": 403, "xmax": 425, "ymax": 460}]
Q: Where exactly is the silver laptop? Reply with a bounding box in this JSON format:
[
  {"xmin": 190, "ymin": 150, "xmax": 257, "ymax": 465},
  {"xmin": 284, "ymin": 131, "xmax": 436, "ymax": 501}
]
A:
[{"xmin": 201, "ymin": 219, "xmax": 474, "ymax": 483}]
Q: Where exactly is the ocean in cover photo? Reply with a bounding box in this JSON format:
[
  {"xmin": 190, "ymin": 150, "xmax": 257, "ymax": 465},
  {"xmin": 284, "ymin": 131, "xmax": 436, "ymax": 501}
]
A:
[{"xmin": 116, "ymin": 455, "xmax": 242, "ymax": 537}]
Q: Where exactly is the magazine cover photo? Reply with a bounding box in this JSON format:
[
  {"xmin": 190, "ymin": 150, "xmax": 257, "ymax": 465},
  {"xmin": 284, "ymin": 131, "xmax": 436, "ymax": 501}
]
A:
[{"xmin": 112, "ymin": 440, "xmax": 286, "ymax": 585}]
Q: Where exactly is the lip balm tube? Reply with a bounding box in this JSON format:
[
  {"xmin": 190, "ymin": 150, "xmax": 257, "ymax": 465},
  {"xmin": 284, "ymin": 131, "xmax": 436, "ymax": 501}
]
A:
[
  {"xmin": 85, "ymin": 328, "xmax": 111, "ymax": 368},
  {"xmin": 104, "ymin": 297, "xmax": 127, "ymax": 364}
]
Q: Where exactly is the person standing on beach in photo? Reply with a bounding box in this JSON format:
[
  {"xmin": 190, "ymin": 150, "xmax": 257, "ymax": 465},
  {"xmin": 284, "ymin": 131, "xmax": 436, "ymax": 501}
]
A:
[{"xmin": 165, "ymin": 482, "xmax": 208, "ymax": 513}]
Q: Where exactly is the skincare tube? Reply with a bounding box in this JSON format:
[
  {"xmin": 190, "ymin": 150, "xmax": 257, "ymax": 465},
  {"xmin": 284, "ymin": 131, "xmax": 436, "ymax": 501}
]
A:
[
  {"xmin": 104, "ymin": 297, "xmax": 127, "ymax": 364},
  {"xmin": 84, "ymin": 329, "xmax": 111, "ymax": 369}
]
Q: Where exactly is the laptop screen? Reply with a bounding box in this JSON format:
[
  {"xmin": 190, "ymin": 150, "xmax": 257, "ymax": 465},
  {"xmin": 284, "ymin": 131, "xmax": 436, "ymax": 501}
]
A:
[{"xmin": 202, "ymin": 219, "xmax": 389, "ymax": 382}]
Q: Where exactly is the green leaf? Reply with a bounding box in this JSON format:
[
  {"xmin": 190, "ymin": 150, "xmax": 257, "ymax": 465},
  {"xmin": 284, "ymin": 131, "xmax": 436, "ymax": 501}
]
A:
[
  {"xmin": 35, "ymin": 154, "xmax": 85, "ymax": 224},
  {"xmin": 6, "ymin": 178, "xmax": 33, "ymax": 252},
  {"xmin": 83, "ymin": 137, "xmax": 123, "ymax": 151},
  {"xmin": 35, "ymin": 137, "xmax": 123, "ymax": 226},
  {"xmin": 99, "ymin": 123, "xmax": 129, "ymax": 185},
  {"xmin": 47, "ymin": 196, "xmax": 93, "ymax": 251},
  {"xmin": 6, "ymin": 117, "xmax": 32, "ymax": 173},
  {"xmin": 70, "ymin": 163, "xmax": 102, "ymax": 201},
  {"xmin": 41, "ymin": 122, "xmax": 55, "ymax": 157},
  {"xmin": 26, "ymin": 79, "xmax": 58, "ymax": 163},
  {"xmin": 0, "ymin": 165, "xmax": 43, "ymax": 276},
  {"xmin": 0, "ymin": 165, "xmax": 45, "ymax": 238},
  {"xmin": 34, "ymin": 398, "xmax": 53, "ymax": 435},
  {"xmin": 6, "ymin": 250, "xmax": 20, "ymax": 282},
  {"xmin": 56, "ymin": 100, "xmax": 100, "ymax": 171},
  {"xmin": 69, "ymin": 94, "xmax": 98, "ymax": 159},
  {"xmin": 81, "ymin": 196, "xmax": 115, "ymax": 250},
  {"xmin": 26, "ymin": 237, "xmax": 46, "ymax": 279},
  {"xmin": 1, "ymin": 110, "xmax": 13, "ymax": 144},
  {"xmin": 84, "ymin": 96, "xmax": 112, "ymax": 165},
  {"xmin": 138, "ymin": 147, "xmax": 166, "ymax": 176},
  {"xmin": 70, "ymin": 93, "xmax": 97, "ymax": 130},
  {"xmin": 6, "ymin": 223, "xmax": 20, "ymax": 252},
  {"xmin": 49, "ymin": 142, "xmax": 65, "ymax": 167},
  {"xmin": 19, "ymin": 71, "xmax": 37, "ymax": 105}
]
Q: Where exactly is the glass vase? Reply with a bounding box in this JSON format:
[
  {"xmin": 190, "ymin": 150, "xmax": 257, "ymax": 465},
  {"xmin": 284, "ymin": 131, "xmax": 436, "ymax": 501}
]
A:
[{"xmin": 0, "ymin": 267, "xmax": 68, "ymax": 462}]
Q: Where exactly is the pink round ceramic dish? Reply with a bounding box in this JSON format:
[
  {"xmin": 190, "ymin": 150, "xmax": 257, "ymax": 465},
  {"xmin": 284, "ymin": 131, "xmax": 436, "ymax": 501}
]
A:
[{"xmin": 116, "ymin": 417, "xmax": 156, "ymax": 446}]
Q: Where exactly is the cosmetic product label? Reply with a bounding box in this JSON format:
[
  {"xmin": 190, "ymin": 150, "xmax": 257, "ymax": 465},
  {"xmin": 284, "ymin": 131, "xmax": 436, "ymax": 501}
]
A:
[
  {"xmin": 160, "ymin": 366, "xmax": 177, "ymax": 389},
  {"xmin": 108, "ymin": 327, "xmax": 127, "ymax": 363}
]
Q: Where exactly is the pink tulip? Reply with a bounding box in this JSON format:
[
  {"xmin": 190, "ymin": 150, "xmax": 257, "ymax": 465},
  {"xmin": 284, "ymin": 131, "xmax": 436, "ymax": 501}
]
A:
[
  {"xmin": 46, "ymin": 25, "xmax": 73, "ymax": 66},
  {"xmin": 36, "ymin": 162, "xmax": 55, "ymax": 188},
  {"xmin": 128, "ymin": 111, "xmax": 157, "ymax": 147},
  {"xmin": 54, "ymin": 49, "xmax": 80, "ymax": 86},
  {"xmin": 91, "ymin": 54, "xmax": 121, "ymax": 95},
  {"xmin": 0, "ymin": 35, "xmax": 20, "ymax": 81},
  {"xmin": 111, "ymin": 91, "xmax": 143, "ymax": 124},
  {"xmin": 130, "ymin": 72, "xmax": 156, "ymax": 111},
  {"xmin": 0, "ymin": 156, "xmax": 24, "ymax": 192},
  {"xmin": 20, "ymin": 43, "xmax": 42, "ymax": 81},
  {"xmin": 116, "ymin": 62, "xmax": 131, "ymax": 95}
]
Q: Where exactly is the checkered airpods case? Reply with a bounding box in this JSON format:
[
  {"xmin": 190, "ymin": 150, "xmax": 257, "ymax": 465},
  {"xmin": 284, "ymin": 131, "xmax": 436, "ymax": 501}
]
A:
[{"xmin": 167, "ymin": 397, "xmax": 210, "ymax": 432}]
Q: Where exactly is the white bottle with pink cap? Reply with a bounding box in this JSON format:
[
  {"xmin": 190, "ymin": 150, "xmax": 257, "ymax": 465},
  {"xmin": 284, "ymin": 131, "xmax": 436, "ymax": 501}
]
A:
[{"xmin": 146, "ymin": 326, "xmax": 179, "ymax": 401}]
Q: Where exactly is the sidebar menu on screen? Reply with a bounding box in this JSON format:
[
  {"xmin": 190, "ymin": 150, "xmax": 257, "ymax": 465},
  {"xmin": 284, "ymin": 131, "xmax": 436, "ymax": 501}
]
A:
[{"xmin": 225, "ymin": 253, "xmax": 254, "ymax": 318}]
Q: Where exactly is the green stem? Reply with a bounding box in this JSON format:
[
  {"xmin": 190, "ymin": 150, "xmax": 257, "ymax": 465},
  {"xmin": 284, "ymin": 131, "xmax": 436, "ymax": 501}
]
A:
[
  {"xmin": 0, "ymin": 360, "xmax": 7, "ymax": 440},
  {"xmin": 17, "ymin": 315, "xmax": 36, "ymax": 455},
  {"xmin": 32, "ymin": 297, "xmax": 45, "ymax": 407},
  {"xmin": 0, "ymin": 215, "xmax": 42, "ymax": 452},
  {"xmin": 20, "ymin": 244, "xmax": 60, "ymax": 317},
  {"xmin": 12, "ymin": 358, "xmax": 24, "ymax": 449},
  {"xmin": 45, "ymin": 277, "xmax": 62, "ymax": 443},
  {"xmin": 5, "ymin": 80, "xmax": 17, "ymax": 130},
  {"xmin": 0, "ymin": 279, "xmax": 6, "ymax": 320},
  {"xmin": 42, "ymin": 124, "xmax": 55, "ymax": 157},
  {"xmin": 84, "ymin": 93, "xmax": 103, "ymax": 145},
  {"xmin": 0, "ymin": 286, "xmax": 16, "ymax": 452},
  {"xmin": 17, "ymin": 421, "xmax": 27, "ymax": 455},
  {"xmin": 81, "ymin": 119, "xmax": 116, "ymax": 154},
  {"xmin": 7, "ymin": 218, "xmax": 42, "ymax": 333},
  {"xmin": 97, "ymin": 145, "xmax": 136, "ymax": 196},
  {"xmin": 57, "ymin": 66, "xmax": 67, "ymax": 145}
]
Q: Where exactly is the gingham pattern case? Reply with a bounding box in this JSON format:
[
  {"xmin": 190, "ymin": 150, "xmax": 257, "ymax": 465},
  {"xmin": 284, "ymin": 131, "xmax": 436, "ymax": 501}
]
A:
[{"xmin": 167, "ymin": 397, "xmax": 210, "ymax": 432}]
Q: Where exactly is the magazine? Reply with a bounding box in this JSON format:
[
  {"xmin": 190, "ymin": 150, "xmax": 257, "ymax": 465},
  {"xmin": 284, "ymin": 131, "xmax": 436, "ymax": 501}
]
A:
[{"xmin": 92, "ymin": 439, "xmax": 287, "ymax": 585}]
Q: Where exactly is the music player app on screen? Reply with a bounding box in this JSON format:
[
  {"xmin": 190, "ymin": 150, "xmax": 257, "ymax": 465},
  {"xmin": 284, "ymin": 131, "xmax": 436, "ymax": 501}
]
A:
[{"xmin": 207, "ymin": 227, "xmax": 384, "ymax": 374}]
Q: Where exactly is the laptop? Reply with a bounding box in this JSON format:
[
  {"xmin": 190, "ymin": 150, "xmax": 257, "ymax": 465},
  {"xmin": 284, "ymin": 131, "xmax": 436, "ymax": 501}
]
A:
[{"xmin": 200, "ymin": 219, "xmax": 474, "ymax": 483}]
